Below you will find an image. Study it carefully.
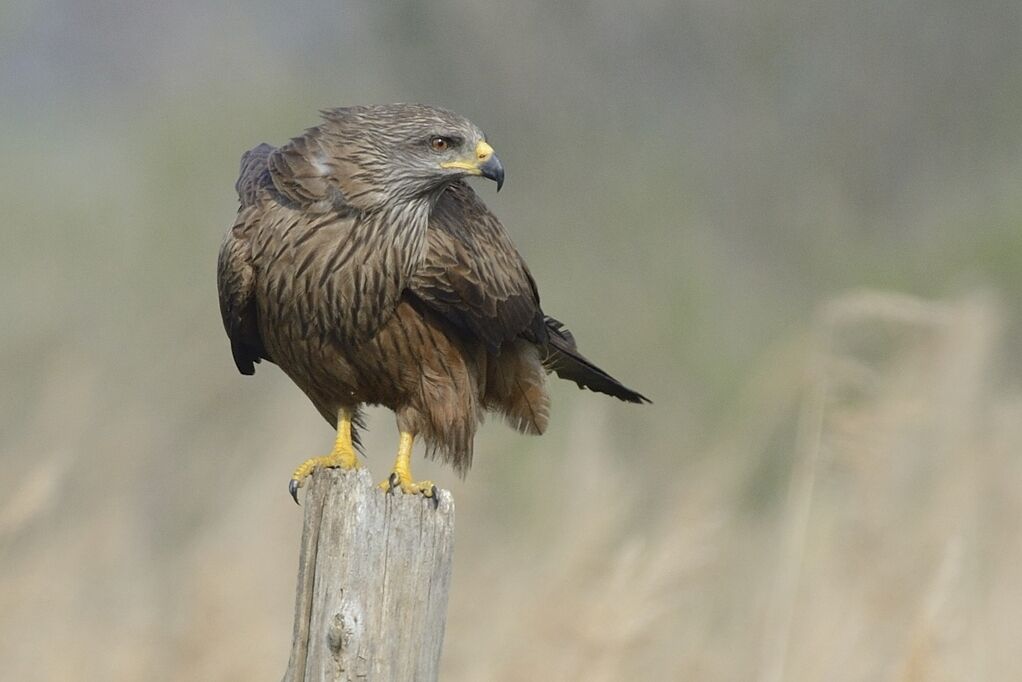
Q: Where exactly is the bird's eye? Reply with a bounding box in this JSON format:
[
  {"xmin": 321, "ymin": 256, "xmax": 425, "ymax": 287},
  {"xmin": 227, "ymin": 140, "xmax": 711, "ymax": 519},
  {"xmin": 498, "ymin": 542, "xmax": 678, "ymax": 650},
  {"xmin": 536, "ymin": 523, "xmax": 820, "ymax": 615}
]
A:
[{"xmin": 429, "ymin": 136, "xmax": 450, "ymax": 152}]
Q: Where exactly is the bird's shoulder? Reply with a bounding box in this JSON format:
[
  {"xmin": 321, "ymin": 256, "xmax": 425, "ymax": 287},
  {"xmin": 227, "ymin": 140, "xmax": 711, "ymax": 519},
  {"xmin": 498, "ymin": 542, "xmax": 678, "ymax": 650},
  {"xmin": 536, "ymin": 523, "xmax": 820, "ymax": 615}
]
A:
[
  {"xmin": 410, "ymin": 182, "xmax": 546, "ymax": 349},
  {"xmin": 234, "ymin": 143, "xmax": 277, "ymax": 207},
  {"xmin": 235, "ymin": 133, "xmax": 352, "ymax": 214},
  {"xmin": 230, "ymin": 140, "xmax": 361, "ymax": 265},
  {"xmin": 229, "ymin": 141, "xmax": 423, "ymax": 346}
]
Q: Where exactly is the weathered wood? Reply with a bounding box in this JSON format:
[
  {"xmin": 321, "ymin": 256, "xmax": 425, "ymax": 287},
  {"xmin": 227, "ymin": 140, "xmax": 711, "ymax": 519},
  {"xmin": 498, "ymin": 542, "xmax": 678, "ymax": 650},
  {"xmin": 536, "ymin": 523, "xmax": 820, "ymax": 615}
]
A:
[{"xmin": 282, "ymin": 468, "xmax": 455, "ymax": 682}]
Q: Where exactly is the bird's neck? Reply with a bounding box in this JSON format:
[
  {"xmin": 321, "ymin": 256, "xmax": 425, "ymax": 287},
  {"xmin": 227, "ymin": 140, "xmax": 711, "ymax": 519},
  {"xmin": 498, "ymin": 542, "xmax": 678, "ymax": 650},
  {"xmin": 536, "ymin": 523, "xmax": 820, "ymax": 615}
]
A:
[
  {"xmin": 360, "ymin": 193, "xmax": 434, "ymax": 278},
  {"xmin": 365, "ymin": 192, "xmax": 432, "ymax": 231}
]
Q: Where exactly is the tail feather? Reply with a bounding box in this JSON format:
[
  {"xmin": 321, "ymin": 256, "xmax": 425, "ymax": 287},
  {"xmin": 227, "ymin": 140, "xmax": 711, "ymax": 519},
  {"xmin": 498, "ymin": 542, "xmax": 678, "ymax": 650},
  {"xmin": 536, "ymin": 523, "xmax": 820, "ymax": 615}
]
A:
[
  {"xmin": 485, "ymin": 341, "xmax": 550, "ymax": 435},
  {"xmin": 543, "ymin": 317, "xmax": 651, "ymax": 404}
]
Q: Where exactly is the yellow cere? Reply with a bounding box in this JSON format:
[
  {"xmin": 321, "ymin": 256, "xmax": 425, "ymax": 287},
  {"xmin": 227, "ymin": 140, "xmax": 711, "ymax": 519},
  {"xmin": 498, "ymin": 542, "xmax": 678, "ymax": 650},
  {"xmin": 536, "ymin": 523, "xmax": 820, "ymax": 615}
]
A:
[
  {"xmin": 475, "ymin": 140, "xmax": 494, "ymax": 161},
  {"xmin": 439, "ymin": 140, "xmax": 494, "ymax": 173}
]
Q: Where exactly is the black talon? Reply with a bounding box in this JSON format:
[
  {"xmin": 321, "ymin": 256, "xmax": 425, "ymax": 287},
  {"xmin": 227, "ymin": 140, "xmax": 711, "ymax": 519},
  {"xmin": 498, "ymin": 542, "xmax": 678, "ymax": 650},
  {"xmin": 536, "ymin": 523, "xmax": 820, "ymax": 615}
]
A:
[
  {"xmin": 429, "ymin": 486, "xmax": 439, "ymax": 509},
  {"xmin": 387, "ymin": 472, "xmax": 399, "ymax": 493},
  {"xmin": 289, "ymin": 479, "xmax": 301, "ymax": 505}
]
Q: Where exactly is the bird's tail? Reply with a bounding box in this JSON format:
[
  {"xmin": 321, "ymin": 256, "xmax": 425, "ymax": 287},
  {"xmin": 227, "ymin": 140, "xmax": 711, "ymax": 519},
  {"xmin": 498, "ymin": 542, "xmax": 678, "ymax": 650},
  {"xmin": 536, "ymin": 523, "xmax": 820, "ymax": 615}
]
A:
[{"xmin": 543, "ymin": 317, "xmax": 650, "ymax": 404}]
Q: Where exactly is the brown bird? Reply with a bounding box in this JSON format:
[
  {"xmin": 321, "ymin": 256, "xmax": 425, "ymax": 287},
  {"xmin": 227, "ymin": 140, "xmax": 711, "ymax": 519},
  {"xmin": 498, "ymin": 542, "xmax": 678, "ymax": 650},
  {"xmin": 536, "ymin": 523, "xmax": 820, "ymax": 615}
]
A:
[{"xmin": 217, "ymin": 104, "xmax": 648, "ymax": 502}]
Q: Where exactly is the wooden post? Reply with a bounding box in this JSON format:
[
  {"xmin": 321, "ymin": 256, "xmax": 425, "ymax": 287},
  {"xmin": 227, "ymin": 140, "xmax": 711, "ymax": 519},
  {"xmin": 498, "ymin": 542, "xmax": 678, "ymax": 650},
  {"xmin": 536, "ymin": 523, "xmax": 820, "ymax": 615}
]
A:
[{"xmin": 282, "ymin": 468, "xmax": 455, "ymax": 682}]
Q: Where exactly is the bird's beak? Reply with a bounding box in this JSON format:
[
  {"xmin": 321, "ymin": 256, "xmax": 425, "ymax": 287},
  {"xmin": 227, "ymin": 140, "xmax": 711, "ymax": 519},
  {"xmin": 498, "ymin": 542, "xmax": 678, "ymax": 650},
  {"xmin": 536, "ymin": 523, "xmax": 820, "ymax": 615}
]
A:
[
  {"xmin": 476, "ymin": 142, "xmax": 505, "ymax": 191},
  {"xmin": 441, "ymin": 141, "xmax": 505, "ymax": 191}
]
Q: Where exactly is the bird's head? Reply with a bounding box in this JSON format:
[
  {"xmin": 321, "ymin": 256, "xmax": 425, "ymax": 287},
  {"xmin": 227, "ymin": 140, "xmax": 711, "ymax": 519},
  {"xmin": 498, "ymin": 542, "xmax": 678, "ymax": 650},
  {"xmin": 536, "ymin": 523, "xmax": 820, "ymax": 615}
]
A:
[{"xmin": 318, "ymin": 104, "xmax": 504, "ymax": 210}]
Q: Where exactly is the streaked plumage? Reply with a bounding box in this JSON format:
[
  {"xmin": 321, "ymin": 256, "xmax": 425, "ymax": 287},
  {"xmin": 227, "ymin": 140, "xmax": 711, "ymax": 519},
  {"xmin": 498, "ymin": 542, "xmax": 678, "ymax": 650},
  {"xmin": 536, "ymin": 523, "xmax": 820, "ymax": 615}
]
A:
[{"xmin": 218, "ymin": 104, "xmax": 647, "ymax": 489}]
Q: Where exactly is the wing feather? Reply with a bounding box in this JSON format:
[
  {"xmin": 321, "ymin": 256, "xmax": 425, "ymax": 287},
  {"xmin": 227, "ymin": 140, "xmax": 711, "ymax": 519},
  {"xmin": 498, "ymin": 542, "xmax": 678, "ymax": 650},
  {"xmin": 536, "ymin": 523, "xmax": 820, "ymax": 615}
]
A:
[
  {"xmin": 217, "ymin": 146, "xmax": 281, "ymax": 375},
  {"xmin": 237, "ymin": 139, "xmax": 425, "ymax": 347},
  {"xmin": 410, "ymin": 182, "xmax": 545, "ymax": 350},
  {"xmin": 543, "ymin": 317, "xmax": 650, "ymax": 403},
  {"xmin": 217, "ymin": 214, "xmax": 269, "ymax": 375},
  {"xmin": 266, "ymin": 131, "xmax": 344, "ymax": 208}
]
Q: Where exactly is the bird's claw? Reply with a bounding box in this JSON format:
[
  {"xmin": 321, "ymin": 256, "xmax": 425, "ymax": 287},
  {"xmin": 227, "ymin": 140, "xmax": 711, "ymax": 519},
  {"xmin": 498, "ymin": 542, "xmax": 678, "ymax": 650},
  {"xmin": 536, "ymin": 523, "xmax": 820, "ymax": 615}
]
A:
[
  {"xmin": 377, "ymin": 473, "xmax": 438, "ymax": 505},
  {"xmin": 378, "ymin": 473, "xmax": 398, "ymax": 493},
  {"xmin": 288, "ymin": 448, "xmax": 359, "ymax": 505}
]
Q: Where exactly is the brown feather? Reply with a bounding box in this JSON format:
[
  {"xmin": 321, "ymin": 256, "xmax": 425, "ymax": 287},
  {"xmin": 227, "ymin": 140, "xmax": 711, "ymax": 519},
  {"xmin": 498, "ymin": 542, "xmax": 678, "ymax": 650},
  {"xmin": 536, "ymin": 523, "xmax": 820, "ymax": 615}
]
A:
[
  {"xmin": 216, "ymin": 105, "xmax": 647, "ymax": 477},
  {"xmin": 484, "ymin": 341, "xmax": 550, "ymax": 435}
]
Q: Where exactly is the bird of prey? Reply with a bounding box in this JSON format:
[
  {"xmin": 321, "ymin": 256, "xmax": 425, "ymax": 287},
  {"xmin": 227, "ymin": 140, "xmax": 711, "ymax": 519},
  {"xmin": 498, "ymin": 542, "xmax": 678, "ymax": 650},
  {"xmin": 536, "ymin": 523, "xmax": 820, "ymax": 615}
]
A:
[{"xmin": 217, "ymin": 104, "xmax": 648, "ymax": 502}]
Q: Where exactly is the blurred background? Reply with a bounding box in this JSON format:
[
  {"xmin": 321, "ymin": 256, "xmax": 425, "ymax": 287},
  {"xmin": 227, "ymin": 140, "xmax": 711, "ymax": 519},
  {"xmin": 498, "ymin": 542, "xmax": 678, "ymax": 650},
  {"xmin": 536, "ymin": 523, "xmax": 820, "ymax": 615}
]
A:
[{"xmin": 2, "ymin": 1, "xmax": 1021, "ymax": 679}]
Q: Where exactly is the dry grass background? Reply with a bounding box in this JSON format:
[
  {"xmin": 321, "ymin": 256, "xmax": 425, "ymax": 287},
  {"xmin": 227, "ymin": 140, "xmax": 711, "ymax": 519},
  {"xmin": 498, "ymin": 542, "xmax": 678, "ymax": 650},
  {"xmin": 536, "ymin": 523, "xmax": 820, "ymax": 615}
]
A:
[{"xmin": 3, "ymin": 1, "xmax": 1022, "ymax": 680}]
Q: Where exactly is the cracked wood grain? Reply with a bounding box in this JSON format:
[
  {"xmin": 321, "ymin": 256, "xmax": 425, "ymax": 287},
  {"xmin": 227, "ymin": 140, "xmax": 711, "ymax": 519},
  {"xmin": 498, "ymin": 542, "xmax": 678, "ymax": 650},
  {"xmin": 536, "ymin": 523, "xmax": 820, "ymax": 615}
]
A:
[{"xmin": 282, "ymin": 468, "xmax": 455, "ymax": 682}]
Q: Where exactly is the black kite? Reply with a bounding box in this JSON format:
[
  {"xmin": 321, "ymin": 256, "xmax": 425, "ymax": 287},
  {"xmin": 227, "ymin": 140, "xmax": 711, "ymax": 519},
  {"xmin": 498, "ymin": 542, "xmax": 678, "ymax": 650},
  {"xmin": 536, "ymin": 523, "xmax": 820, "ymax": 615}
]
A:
[{"xmin": 217, "ymin": 104, "xmax": 648, "ymax": 501}]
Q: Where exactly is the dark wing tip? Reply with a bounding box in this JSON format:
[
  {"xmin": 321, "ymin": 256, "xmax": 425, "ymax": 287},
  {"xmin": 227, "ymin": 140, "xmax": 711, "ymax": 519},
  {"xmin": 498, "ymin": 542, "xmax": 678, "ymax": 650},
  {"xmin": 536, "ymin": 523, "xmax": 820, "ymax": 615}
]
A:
[
  {"xmin": 234, "ymin": 358, "xmax": 256, "ymax": 376},
  {"xmin": 230, "ymin": 339, "xmax": 261, "ymax": 375},
  {"xmin": 544, "ymin": 316, "xmax": 651, "ymax": 405},
  {"xmin": 623, "ymin": 389, "xmax": 653, "ymax": 405}
]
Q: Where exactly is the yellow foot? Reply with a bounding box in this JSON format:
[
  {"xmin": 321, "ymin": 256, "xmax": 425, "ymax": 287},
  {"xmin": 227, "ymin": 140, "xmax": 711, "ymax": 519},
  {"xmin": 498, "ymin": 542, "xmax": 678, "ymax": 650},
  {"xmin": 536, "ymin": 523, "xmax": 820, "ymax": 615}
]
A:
[
  {"xmin": 376, "ymin": 431, "xmax": 438, "ymax": 502},
  {"xmin": 377, "ymin": 472, "xmax": 437, "ymax": 498},
  {"xmin": 289, "ymin": 408, "xmax": 359, "ymax": 504}
]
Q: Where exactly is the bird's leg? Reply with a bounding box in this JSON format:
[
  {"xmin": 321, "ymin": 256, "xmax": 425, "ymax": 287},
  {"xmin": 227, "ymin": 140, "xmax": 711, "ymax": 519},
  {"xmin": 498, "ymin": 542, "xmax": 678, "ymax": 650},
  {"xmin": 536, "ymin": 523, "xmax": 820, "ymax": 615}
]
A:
[
  {"xmin": 289, "ymin": 408, "xmax": 359, "ymax": 503},
  {"xmin": 378, "ymin": 432, "xmax": 436, "ymax": 498}
]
